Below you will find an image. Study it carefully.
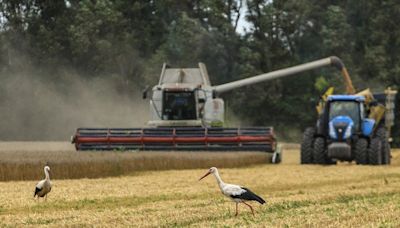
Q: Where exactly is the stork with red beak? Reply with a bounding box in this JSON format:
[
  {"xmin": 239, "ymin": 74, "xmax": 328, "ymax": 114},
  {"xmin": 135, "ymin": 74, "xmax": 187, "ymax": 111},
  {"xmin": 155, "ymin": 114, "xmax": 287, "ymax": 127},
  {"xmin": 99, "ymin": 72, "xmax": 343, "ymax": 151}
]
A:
[{"xmin": 199, "ymin": 167, "xmax": 266, "ymax": 216}]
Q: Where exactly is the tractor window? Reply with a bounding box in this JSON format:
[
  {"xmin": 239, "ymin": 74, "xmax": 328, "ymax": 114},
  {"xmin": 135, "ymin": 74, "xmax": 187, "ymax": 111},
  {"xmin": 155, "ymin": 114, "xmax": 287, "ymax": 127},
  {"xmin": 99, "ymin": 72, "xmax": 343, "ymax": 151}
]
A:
[
  {"xmin": 329, "ymin": 101, "xmax": 360, "ymax": 129},
  {"xmin": 162, "ymin": 91, "xmax": 197, "ymax": 120}
]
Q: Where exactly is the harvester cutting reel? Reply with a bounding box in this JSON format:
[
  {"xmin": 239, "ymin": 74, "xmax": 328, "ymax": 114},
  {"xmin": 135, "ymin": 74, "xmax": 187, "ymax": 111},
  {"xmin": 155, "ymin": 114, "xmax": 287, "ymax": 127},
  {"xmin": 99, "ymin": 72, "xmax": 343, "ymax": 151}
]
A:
[{"xmin": 71, "ymin": 127, "xmax": 282, "ymax": 164}]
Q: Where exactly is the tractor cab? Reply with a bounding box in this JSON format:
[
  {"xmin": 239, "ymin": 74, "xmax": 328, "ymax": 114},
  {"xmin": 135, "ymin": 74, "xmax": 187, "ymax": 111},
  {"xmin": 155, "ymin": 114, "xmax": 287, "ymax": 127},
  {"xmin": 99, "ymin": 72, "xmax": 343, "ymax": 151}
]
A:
[
  {"xmin": 317, "ymin": 95, "xmax": 376, "ymax": 142},
  {"xmin": 326, "ymin": 95, "xmax": 367, "ymax": 141}
]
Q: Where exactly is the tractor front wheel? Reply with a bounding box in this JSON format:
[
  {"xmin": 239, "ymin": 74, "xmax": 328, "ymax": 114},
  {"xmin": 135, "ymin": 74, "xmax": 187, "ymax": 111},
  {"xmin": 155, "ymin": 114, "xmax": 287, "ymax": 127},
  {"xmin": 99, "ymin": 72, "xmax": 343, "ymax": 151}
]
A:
[
  {"xmin": 354, "ymin": 138, "xmax": 368, "ymax": 165},
  {"xmin": 301, "ymin": 127, "xmax": 315, "ymax": 164},
  {"xmin": 313, "ymin": 137, "xmax": 326, "ymax": 164}
]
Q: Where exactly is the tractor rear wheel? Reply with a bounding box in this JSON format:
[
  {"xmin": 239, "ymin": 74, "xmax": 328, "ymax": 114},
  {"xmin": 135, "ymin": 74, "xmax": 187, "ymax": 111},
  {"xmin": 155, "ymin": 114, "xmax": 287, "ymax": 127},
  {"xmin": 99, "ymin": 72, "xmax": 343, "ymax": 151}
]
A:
[
  {"xmin": 375, "ymin": 127, "xmax": 391, "ymax": 165},
  {"xmin": 368, "ymin": 138, "xmax": 382, "ymax": 165},
  {"xmin": 354, "ymin": 138, "xmax": 368, "ymax": 165},
  {"xmin": 301, "ymin": 127, "xmax": 315, "ymax": 164},
  {"xmin": 313, "ymin": 137, "xmax": 326, "ymax": 164},
  {"xmin": 382, "ymin": 143, "xmax": 391, "ymax": 165}
]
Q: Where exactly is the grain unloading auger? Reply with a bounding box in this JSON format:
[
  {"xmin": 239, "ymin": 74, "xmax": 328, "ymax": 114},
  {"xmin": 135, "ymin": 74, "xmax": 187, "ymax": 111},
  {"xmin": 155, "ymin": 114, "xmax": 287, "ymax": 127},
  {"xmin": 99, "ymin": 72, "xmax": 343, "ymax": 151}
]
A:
[{"xmin": 72, "ymin": 57, "xmax": 351, "ymax": 159}]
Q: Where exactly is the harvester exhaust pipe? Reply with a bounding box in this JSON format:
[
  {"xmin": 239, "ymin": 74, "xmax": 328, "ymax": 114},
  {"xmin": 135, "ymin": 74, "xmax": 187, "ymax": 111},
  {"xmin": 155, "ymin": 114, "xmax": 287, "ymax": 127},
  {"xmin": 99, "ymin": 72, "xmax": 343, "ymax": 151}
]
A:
[{"xmin": 213, "ymin": 56, "xmax": 355, "ymax": 95}]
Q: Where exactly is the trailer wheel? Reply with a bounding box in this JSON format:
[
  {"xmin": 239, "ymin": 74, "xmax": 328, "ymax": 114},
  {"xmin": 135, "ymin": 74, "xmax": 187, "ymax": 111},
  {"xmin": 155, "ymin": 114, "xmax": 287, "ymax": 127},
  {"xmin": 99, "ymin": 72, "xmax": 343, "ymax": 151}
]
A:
[
  {"xmin": 313, "ymin": 137, "xmax": 326, "ymax": 164},
  {"xmin": 368, "ymin": 138, "xmax": 382, "ymax": 165},
  {"xmin": 375, "ymin": 127, "xmax": 391, "ymax": 165},
  {"xmin": 354, "ymin": 138, "xmax": 368, "ymax": 165},
  {"xmin": 301, "ymin": 127, "xmax": 315, "ymax": 164}
]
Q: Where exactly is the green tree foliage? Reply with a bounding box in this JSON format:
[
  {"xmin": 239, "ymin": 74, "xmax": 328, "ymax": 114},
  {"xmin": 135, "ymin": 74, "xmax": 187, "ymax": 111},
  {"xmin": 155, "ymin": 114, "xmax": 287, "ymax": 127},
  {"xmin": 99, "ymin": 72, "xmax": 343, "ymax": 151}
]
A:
[{"xmin": 0, "ymin": 0, "xmax": 399, "ymax": 142}]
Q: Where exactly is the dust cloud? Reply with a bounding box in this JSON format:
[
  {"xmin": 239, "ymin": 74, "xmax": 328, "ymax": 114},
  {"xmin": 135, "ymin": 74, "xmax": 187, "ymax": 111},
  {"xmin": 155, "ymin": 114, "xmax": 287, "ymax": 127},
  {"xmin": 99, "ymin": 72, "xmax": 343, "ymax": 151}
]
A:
[{"xmin": 0, "ymin": 72, "xmax": 149, "ymax": 141}]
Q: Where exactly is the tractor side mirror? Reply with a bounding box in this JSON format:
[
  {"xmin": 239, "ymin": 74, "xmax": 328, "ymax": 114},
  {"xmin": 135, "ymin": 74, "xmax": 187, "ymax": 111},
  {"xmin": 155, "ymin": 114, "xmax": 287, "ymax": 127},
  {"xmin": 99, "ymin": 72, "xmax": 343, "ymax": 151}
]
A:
[
  {"xmin": 361, "ymin": 118, "xmax": 375, "ymax": 136},
  {"xmin": 142, "ymin": 86, "xmax": 150, "ymax": 99}
]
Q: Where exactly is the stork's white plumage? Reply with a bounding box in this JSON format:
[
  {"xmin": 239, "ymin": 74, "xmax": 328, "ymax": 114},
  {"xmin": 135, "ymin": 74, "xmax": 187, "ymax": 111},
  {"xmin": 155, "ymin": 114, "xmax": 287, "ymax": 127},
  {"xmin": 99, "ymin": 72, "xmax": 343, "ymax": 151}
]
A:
[
  {"xmin": 199, "ymin": 167, "xmax": 265, "ymax": 216},
  {"xmin": 34, "ymin": 166, "xmax": 52, "ymax": 200}
]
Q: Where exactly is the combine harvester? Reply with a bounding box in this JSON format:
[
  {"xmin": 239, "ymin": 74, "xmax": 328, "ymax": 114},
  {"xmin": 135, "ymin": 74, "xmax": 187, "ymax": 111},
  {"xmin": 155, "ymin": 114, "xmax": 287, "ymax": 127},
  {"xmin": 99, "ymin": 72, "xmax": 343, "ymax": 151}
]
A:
[{"xmin": 72, "ymin": 56, "xmax": 374, "ymax": 163}]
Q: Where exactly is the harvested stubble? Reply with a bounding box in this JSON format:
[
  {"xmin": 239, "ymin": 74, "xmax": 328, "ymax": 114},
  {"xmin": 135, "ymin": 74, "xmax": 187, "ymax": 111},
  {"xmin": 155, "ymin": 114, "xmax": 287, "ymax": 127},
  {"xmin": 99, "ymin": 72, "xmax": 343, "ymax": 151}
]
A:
[
  {"xmin": 0, "ymin": 148, "xmax": 400, "ymax": 227},
  {"xmin": 0, "ymin": 142, "xmax": 272, "ymax": 181}
]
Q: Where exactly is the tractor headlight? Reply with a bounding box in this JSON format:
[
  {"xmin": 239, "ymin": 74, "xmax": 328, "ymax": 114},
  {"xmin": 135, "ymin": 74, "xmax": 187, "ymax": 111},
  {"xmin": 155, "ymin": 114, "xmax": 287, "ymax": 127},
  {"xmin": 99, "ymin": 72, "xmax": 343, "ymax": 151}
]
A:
[
  {"xmin": 343, "ymin": 123, "xmax": 353, "ymax": 139},
  {"xmin": 329, "ymin": 122, "xmax": 337, "ymax": 139}
]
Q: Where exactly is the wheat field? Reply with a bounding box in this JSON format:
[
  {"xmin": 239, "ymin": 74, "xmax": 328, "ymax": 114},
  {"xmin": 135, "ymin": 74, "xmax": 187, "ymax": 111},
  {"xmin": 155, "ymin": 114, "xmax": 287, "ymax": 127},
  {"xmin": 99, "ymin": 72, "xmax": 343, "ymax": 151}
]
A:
[{"xmin": 1, "ymin": 143, "xmax": 400, "ymax": 227}]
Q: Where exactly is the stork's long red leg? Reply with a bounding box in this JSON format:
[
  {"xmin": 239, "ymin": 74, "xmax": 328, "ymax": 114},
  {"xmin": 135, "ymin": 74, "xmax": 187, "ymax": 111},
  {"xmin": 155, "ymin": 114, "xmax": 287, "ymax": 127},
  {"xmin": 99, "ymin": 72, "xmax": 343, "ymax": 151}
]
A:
[
  {"xmin": 243, "ymin": 202, "xmax": 255, "ymax": 216},
  {"xmin": 235, "ymin": 203, "xmax": 239, "ymax": 216}
]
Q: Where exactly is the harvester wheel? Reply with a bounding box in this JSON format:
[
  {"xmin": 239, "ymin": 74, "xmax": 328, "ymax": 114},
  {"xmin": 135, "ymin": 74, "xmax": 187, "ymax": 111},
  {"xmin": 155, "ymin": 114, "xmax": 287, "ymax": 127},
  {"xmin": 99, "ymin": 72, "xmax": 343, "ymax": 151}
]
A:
[
  {"xmin": 354, "ymin": 138, "xmax": 368, "ymax": 165},
  {"xmin": 368, "ymin": 138, "xmax": 382, "ymax": 165},
  {"xmin": 272, "ymin": 151, "xmax": 282, "ymax": 164},
  {"xmin": 301, "ymin": 127, "xmax": 315, "ymax": 164},
  {"xmin": 375, "ymin": 127, "xmax": 391, "ymax": 165},
  {"xmin": 313, "ymin": 137, "xmax": 326, "ymax": 164}
]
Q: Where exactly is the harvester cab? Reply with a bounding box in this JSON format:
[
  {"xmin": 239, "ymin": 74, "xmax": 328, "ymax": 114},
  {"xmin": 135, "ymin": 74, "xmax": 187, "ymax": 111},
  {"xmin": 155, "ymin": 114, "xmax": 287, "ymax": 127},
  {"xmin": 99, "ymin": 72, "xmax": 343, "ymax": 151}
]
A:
[{"xmin": 145, "ymin": 63, "xmax": 224, "ymax": 128}]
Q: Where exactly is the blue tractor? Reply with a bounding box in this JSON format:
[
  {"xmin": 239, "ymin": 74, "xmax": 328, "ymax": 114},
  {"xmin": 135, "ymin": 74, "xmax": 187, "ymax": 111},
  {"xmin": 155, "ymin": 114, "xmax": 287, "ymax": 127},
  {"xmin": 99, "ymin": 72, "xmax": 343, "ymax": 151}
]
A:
[{"xmin": 301, "ymin": 90, "xmax": 396, "ymax": 165}]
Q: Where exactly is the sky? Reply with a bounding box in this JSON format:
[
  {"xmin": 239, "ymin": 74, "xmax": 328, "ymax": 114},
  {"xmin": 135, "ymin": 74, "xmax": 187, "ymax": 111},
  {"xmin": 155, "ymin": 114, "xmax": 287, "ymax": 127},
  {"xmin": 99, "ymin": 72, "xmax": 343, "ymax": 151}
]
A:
[{"xmin": 236, "ymin": 1, "xmax": 253, "ymax": 34}]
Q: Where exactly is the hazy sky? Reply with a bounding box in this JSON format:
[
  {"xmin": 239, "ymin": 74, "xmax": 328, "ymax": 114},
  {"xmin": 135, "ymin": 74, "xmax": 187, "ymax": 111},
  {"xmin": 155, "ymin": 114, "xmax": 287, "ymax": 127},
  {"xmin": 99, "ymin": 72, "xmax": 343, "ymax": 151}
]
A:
[{"xmin": 236, "ymin": 1, "xmax": 253, "ymax": 34}]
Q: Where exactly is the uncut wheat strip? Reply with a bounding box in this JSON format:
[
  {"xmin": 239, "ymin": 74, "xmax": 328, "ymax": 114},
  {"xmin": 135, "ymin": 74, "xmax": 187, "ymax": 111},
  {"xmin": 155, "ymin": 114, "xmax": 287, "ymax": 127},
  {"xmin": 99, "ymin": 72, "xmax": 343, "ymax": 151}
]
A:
[{"xmin": 0, "ymin": 151, "xmax": 271, "ymax": 181}]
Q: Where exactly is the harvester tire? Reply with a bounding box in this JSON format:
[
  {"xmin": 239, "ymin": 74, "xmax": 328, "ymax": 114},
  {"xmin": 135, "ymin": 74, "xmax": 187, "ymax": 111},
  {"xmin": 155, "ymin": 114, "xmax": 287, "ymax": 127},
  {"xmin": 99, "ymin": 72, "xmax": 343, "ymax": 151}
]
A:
[
  {"xmin": 301, "ymin": 127, "xmax": 315, "ymax": 164},
  {"xmin": 375, "ymin": 127, "xmax": 391, "ymax": 165},
  {"xmin": 313, "ymin": 137, "xmax": 326, "ymax": 164},
  {"xmin": 368, "ymin": 138, "xmax": 382, "ymax": 165},
  {"xmin": 354, "ymin": 138, "xmax": 368, "ymax": 165},
  {"xmin": 272, "ymin": 151, "xmax": 282, "ymax": 164}
]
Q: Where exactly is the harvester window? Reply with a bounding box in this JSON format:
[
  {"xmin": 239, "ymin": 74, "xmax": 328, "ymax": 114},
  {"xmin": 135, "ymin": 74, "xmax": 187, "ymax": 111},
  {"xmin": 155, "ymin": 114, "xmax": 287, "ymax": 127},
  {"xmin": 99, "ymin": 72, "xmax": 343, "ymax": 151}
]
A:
[
  {"xmin": 329, "ymin": 101, "xmax": 360, "ymax": 130},
  {"xmin": 162, "ymin": 91, "xmax": 197, "ymax": 120}
]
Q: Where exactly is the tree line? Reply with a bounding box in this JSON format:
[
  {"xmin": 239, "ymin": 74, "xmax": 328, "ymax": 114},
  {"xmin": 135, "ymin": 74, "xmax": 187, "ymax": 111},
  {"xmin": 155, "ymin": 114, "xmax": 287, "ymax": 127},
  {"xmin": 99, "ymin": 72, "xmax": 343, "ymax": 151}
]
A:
[{"xmin": 0, "ymin": 0, "xmax": 399, "ymax": 143}]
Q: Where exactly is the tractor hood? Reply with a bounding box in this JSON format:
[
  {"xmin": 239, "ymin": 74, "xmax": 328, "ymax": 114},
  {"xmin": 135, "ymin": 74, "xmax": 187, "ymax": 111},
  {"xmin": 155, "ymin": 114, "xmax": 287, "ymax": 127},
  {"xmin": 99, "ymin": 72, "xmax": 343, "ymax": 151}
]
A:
[{"xmin": 329, "ymin": 116, "xmax": 354, "ymax": 140}]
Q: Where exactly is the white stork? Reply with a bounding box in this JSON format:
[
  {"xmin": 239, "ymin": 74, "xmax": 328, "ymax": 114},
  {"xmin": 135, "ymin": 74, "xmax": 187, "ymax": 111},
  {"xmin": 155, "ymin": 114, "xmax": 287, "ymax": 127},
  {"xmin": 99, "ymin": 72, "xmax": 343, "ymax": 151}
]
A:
[
  {"xmin": 34, "ymin": 166, "xmax": 52, "ymax": 200},
  {"xmin": 199, "ymin": 167, "xmax": 266, "ymax": 216}
]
